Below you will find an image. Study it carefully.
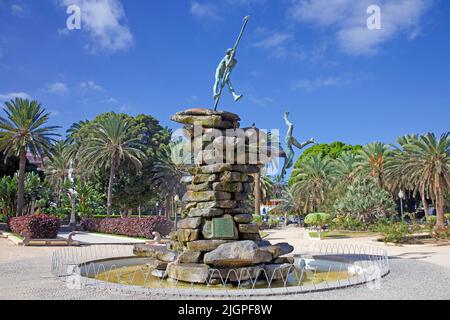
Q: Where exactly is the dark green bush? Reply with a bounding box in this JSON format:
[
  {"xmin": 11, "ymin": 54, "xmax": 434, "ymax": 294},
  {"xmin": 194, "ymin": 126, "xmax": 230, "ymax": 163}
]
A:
[
  {"xmin": 332, "ymin": 215, "xmax": 367, "ymax": 231},
  {"xmin": 0, "ymin": 214, "xmax": 7, "ymax": 223},
  {"xmin": 379, "ymin": 222, "xmax": 412, "ymax": 244},
  {"xmin": 305, "ymin": 213, "xmax": 331, "ymax": 229}
]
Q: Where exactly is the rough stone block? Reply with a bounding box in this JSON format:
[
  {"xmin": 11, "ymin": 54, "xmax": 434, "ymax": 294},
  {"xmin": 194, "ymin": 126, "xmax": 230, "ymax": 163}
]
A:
[
  {"xmin": 192, "ymin": 174, "xmax": 218, "ymax": 184},
  {"xmin": 188, "ymin": 208, "xmax": 224, "ymax": 218},
  {"xmin": 187, "ymin": 182, "xmax": 210, "ymax": 192},
  {"xmin": 212, "ymin": 182, "xmax": 243, "ymax": 193},
  {"xmin": 233, "ymin": 214, "xmax": 253, "ymax": 224},
  {"xmin": 177, "ymin": 217, "xmax": 202, "ymax": 229},
  {"xmin": 166, "ymin": 263, "xmax": 210, "ymax": 284},
  {"xmin": 177, "ymin": 229, "xmax": 201, "ymax": 242},
  {"xmin": 146, "ymin": 258, "xmax": 168, "ymax": 270},
  {"xmin": 203, "ymin": 241, "xmax": 273, "ymax": 267},
  {"xmin": 178, "ymin": 251, "xmax": 203, "ymax": 264},
  {"xmin": 183, "ymin": 191, "xmax": 231, "ymax": 202},
  {"xmin": 238, "ymin": 223, "xmax": 260, "ymax": 234},
  {"xmin": 187, "ymin": 240, "xmax": 231, "ymax": 252},
  {"xmin": 219, "ymin": 171, "xmax": 248, "ymax": 183}
]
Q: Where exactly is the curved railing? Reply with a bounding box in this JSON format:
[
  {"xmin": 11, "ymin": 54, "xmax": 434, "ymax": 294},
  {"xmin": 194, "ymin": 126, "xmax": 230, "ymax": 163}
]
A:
[{"xmin": 51, "ymin": 243, "xmax": 389, "ymax": 297}]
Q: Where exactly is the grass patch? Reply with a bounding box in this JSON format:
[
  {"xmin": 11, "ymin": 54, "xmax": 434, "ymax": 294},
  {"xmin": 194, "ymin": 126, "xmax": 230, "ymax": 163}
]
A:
[
  {"xmin": 321, "ymin": 230, "xmax": 378, "ymax": 239},
  {"xmin": 88, "ymin": 232, "xmax": 149, "ymax": 241},
  {"xmin": 260, "ymin": 231, "xmax": 270, "ymax": 239},
  {"xmin": 308, "ymin": 231, "xmax": 320, "ymax": 238}
]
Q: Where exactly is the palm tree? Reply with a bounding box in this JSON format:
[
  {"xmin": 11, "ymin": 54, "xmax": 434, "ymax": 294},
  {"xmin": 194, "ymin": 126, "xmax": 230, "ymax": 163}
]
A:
[
  {"xmin": 150, "ymin": 141, "xmax": 188, "ymax": 217},
  {"xmin": 81, "ymin": 114, "xmax": 145, "ymax": 215},
  {"xmin": 0, "ymin": 175, "xmax": 18, "ymax": 217},
  {"xmin": 24, "ymin": 172, "xmax": 41, "ymax": 215},
  {"xmin": 66, "ymin": 120, "xmax": 91, "ymax": 183},
  {"xmin": 45, "ymin": 140, "xmax": 71, "ymax": 207},
  {"xmin": 292, "ymin": 155, "xmax": 332, "ymax": 214},
  {"xmin": 0, "ymin": 98, "xmax": 59, "ymax": 216},
  {"xmin": 356, "ymin": 142, "xmax": 391, "ymax": 188},
  {"xmin": 260, "ymin": 174, "xmax": 275, "ymax": 204},
  {"xmin": 385, "ymin": 135, "xmax": 429, "ymax": 216},
  {"xmin": 399, "ymin": 133, "xmax": 450, "ymax": 229},
  {"xmin": 331, "ymin": 152, "xmax": 358, "ymax": 185}
]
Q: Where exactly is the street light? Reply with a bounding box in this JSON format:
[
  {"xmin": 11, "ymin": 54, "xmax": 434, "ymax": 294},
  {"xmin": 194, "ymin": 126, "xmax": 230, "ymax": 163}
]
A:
[
  {"xmin": 398, "ymin": 190, "xmax": 405, "ymax": 221},
  {"xmin": 174, "ymin": 195, "xmax": 180, "ymax": 231}
]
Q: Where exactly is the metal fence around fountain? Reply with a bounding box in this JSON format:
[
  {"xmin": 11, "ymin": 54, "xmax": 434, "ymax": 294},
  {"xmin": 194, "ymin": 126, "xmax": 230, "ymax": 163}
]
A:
[{"xmin": 51, "ymin": 243, "xmax": 389, "ymax": 297}]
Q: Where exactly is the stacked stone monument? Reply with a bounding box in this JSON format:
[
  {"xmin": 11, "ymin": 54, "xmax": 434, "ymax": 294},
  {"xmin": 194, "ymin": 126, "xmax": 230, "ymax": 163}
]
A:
[{"xmin": 133, "ymin": 108, "xmax": 294, "ymax": 284}]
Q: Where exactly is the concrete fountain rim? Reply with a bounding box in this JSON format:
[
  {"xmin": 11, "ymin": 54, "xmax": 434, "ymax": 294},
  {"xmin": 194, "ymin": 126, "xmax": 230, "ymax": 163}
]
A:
[{"xmin": 70, "ymin": 253, "xmax": 390, "ymax": 298}]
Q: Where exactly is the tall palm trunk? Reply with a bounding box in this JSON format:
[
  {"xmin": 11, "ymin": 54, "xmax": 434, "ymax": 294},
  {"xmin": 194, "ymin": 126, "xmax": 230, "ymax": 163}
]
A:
[
  {"xmin": 16, "ymin": 148, "xmax": 27, "ymax": 216},
  {"xmin": 419, "ymin": 186, "xmax": 429, "ymax": 218},
  {"xmin": 254, "ymin": 172, "xmax": 261, "ymax": 215},
  {"xmin": 435, "ymin": 183, "xmax": 445, "ymax": 230},
  {"xmin": 30, "ymin": 195, "xmax": 36, "ymax": 215},
  {"xmin": 107, "ymin": 157, "xmax": 117, "ymax": 216},
  {"xmin": 70, "ymin": 193, "xmax": 76, "ymax": 227}
]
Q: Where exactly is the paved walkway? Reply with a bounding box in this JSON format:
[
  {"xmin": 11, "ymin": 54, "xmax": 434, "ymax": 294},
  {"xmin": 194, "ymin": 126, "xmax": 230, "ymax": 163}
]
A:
[
  {"xmin": 1, "ymin": 228, "xmax": 450, "ymax": 300},
  {"xmin": 58, "ymin": 232, "xmax": 147, "ymax": 245},
  {"xmin": 266, "ymin": 226, "xmax": 450, "ymax": 270}
]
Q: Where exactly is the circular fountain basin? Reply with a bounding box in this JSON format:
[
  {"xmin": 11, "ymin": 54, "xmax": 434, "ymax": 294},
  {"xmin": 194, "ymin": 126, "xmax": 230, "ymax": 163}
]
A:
[{"xmin": 75, "ymin": 254, "xmax": 381, "ymax": 297}]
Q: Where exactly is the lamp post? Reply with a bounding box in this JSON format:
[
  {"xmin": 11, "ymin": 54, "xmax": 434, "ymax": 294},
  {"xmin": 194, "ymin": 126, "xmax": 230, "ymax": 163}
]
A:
[
  {"xmin": 398, "ymin": 190, "xmax": 405, "ymax": 221},
  {"xmin": 174, "ymin": 195, "xmax": 180, "ymax": 231}
]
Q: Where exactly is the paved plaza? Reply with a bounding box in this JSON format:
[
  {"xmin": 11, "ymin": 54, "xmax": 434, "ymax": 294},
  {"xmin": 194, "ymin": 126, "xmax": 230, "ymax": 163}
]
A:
[{"xmin": 1, "ymin": 227, "xmax": 449, "ymax": 300}]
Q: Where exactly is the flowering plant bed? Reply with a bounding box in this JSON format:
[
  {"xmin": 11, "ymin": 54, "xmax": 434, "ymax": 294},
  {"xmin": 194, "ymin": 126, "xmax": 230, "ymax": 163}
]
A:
[{"xmin": 81, "ymin": 216, "xmax": 173, "ymax": 239}]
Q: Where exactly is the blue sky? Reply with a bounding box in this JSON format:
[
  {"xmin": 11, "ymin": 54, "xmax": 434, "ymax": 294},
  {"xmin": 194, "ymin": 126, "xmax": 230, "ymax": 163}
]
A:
[{"xmin": 0, "ymin": 0, "xmax": 449, "ymax": 148}]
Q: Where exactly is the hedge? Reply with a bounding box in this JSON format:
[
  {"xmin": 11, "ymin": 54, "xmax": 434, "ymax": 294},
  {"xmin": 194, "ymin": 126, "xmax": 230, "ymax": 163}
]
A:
[
  {"xmin": 305, "ymin": 213, "xmax": 332, "ymax": 228},
  {"xmin": 9, "ymin": 214, "xmax": 60, "ymax": 239},
  {"xmin": 81, "ymin": 216, "xmax": 173, "ymax": 239}
]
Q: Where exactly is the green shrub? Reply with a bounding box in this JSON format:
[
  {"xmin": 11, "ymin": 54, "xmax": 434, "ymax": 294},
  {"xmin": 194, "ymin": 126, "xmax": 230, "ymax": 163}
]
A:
[
  {"xmin": 268, "ymin": 217, "xmax": 278, "ymax": 229},
  {"xmin": 368, "ymin": 218, "xmax": 393, "ymax": 233},
  {"xmin": 426, "ymin": 216, "xmax": 437, "ymax": 232},
  {"xmin": 0, "ymin": 214, "xmax": 7, "ymax": 223},
  {"xmin": 252, "ymin": 215, "xmax": 263, "ymax": 227},
  {"xmin": 332, "ymin": 215, "xmax": 367, "ymax": 231},
  {"xmin": 305, "ymin": 213, "xmax": 331, "ymax": 229},
  {"xmin": 333, "ymin": 176, "xmax": 395, "ymax": 224},
  {"xmin": 433, "ymin": 227, "xmax": 450, "ymax": 240},
  {"xmin": 379, "ymin": 222, "xmax": 412, "ymax": 244},
  {"xmin": 445, "ymin": 214, "xmax": 450, "ymax": 224}
]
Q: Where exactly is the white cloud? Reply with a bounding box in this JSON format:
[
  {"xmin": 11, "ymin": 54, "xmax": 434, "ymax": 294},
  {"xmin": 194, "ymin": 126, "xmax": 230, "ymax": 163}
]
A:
[
  {"xmin": 291, "ymin": 76, "xmax": 350, "ymax": 92},
  {"xmin": 47, "ymin": 82, "xmax": 69, "ymax": 95},
  {"xmin": 190, "ymin": 2, "xmax": 221, "ymax": 20},
  {"xmin": 250, "ymin": 31, "xmax": 295, "ymax": 58},
  {"xmin": 101, "ymin": 97, "xmax": 118, "ymax": 104},
  {"xmin": 11, "ymin": 3, "xmax": 23, "ymax": 13},
  {"xmin": 251, "ymin": 33, "xmax": 292, "ymax": 49},
  {"xmin": 58, "ymin": 0, "xmax": 134, "ymax": 53},
  {"xmin": 225, "ymin": 0, "xmax": 267, "ymax": 5},
  {"xmin": 289, "ymin": 0, "xmax": 433, "ymax": 56},
  {"xmin": 0, "ymin": 92, "xmax": 32, "ymax": 101},
  {"xmin": 80, "ymin": 80, "xmax": 102, "ymax": 91},
  {"xmin": 249, "ymin": 96, "xmax": 275, "ymax": 107},
  {"xmin": 49, "ymin": 109, "xmax": 61, "ymax": 116},
  {"xmin": 187, "ymin": 95, "xmax": 199, "ymax": 104},
  {"xmin": 119, "ymin": 104, "xmax": 131, "ymax": 112}
]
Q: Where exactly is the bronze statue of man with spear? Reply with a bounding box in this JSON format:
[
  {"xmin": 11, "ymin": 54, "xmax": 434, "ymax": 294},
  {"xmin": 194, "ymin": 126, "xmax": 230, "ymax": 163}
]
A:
[{"xmin": 213, "ymin": 16, "xmax": 249, "ymax": 111}]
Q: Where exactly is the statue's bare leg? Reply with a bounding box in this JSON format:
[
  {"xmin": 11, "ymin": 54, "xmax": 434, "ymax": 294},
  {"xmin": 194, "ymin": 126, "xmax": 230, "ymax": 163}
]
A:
[
  {"xmin": 226, "ymin": 78, "xmax": 243, "ymax": 102},
  {"xmin": 213, "ymin": 73, "xmax": 221, "ymax": 99},
  {"xmin": 291, "ymin": 137, "xmax": 314, "ymax": 150}
]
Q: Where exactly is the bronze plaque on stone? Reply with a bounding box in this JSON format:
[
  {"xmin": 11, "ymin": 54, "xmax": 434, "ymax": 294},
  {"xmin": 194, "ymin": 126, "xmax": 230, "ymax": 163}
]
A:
[{"xmin": 212, "ymin": 216, "xmax": 236, "ymax": 239}]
